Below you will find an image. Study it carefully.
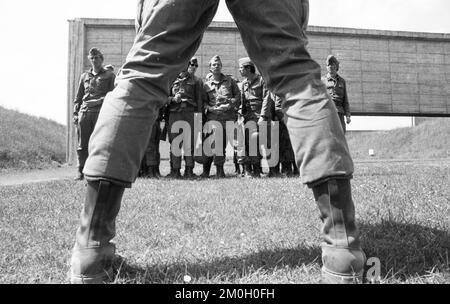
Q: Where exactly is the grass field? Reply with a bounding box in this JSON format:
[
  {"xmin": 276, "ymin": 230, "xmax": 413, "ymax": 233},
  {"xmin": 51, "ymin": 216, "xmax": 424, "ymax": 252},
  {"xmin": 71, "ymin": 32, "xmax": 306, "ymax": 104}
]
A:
[{"xmin": 0, "ymin": 161, "xmax": 448, "ymax": 284}]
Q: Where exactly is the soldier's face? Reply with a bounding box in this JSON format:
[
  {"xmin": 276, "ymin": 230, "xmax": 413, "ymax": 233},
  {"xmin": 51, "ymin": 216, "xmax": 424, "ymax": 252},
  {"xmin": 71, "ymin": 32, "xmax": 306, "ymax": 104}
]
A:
[
  {"xmin": 239, "ymin": 64, "xmax": 250, "ymax": 77},
  {"xmin": 89, "ymin": 55, "xmax": 103, "ymax": 70},
  {"xmin": 188, "ymin": 64, "xmax": 197, "ymax": 75},
  {"xmin": 327, "ymin": 63, "xmax": 338, "ymax": 76},
  {"xmin": 210, "ymin": 61, "xmax": 222, "ymax": 74}
]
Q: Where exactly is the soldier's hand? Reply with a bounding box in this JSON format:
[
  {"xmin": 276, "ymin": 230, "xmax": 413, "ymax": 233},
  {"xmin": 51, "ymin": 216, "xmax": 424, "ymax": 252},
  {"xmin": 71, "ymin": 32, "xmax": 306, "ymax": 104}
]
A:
[
  {"xmin": 257, "ymin": 117, "xmax": 265, "ymax": 125},
  {"xmin": 346, "ymin": 115, "xmax": 351, "ymax": 124},
  {"xmin": 73, "ymin": 115, "xmax": 79, "ymax": 125},
  {"xmin": 174, "ymin": 94, "xmax": 182, "ymax": 103}
]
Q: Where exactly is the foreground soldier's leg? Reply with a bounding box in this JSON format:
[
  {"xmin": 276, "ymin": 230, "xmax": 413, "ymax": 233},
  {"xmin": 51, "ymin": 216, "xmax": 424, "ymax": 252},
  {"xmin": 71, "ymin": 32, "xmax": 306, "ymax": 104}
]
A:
[
  {"xmin": 227, "ymin": 0, "xmax": 365, "ymax": 283},
  {"xmin": 70, "ymin": 0, "xmax": 220, "ymax": 283}
]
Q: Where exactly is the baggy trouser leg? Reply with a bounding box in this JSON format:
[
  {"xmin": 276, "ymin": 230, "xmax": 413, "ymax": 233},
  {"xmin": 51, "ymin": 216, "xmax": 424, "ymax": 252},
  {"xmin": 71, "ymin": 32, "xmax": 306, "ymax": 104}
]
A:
[
  {"xmin": 70, "ymin": 180, "xmax": 124, "ymax": 284},
  {"xmin": 311, "ymin": 179, "xmax": 366, "ymax": 283}
]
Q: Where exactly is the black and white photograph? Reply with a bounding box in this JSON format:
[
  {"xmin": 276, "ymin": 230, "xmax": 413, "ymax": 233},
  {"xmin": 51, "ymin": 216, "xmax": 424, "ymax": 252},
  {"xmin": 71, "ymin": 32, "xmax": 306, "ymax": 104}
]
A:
[{"xmin": 0, "ymin": 0, "xmax": 449, "ymax": 294}]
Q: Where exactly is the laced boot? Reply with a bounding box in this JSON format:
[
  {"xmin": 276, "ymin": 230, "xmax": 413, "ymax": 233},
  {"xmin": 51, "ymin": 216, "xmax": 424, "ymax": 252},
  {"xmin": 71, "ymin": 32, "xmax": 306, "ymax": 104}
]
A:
[
  {"xmin": 74, "ymin": 167, "xmax": 84, "ymax": 181},
  {"xmin": 200, "ymin": 159, "xmax": 212, "ymax": 178},
  {"xmin": 215, "ymin": 165, "xmax": 226, "ymax": 178},
  {"xmin": 183, "ymin": 166, "xmax": 196, "ymax": 179},
  {"xmin": 70, "ymin": 180, "xmax": 124, "ymax": 284},
  {"xmin": 252, "ymin": 164, "xmax": 262, "ymax": 178},
  {"xmin": 167, "ymin": 168, "xmax": 181, "ymax": 179},
  {"xmin": 281, "ymin": 162, "xmax": 293, "ymax": 177},
  {"xmin": 311, "ymin": 179, "xmax": 366, "ymax": 284}
]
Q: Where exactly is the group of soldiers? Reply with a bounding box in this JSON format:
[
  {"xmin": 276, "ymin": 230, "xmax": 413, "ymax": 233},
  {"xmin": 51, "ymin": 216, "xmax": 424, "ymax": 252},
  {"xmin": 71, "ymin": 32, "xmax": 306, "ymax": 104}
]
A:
[
  {"xmin": 137, "ymin": 55, "xmax": 306, "ymax": 180},
  {"xmin": 74, "ymin": 49, "xmax": 350, "ymax": 182}
]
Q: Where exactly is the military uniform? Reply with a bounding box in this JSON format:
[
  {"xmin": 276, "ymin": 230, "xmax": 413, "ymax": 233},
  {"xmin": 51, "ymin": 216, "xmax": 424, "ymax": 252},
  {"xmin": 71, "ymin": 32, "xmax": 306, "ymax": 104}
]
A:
[
  {"xmin": 73, "ymin": 49, "xmax": 115, "ymax": 180},
  {"xmin": 261, "ymin": 92, "xmax": 297, "ymax": 177},
  {"xmin": 203, "ymin": 56, "xmax": 240, "ymax": 177},
  {"xmin": 237, "ymin": 57, "xmax": 269, "ymax": 177},
  {"xmin": 323, "ymin": 55, "xmax": 351, "ymax": 133},
  {"xmin": 139, "ymin": 107, "xmax": 165, "ymax": 178},
  {"xmin": 71, "ymin": 0, "xmax": 366, "ymax": 284},
  {"xmin": 167, "ymin": 69, "xmax": 204, "ymax": 178}
]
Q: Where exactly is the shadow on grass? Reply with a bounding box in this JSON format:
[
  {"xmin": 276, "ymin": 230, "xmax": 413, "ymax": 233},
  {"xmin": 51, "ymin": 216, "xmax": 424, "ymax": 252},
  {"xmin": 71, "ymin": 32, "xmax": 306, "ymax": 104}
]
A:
[
  {"xmin": 113, "ymin": 245, "xmax": 321, "ymax": 283},
  {"xmin": 112, "ymin": 221, "xmax": 449, "ymax": 283},
  {"xmin": 360, "ymin": 221, "xmax": 450, "ymax": 281}
]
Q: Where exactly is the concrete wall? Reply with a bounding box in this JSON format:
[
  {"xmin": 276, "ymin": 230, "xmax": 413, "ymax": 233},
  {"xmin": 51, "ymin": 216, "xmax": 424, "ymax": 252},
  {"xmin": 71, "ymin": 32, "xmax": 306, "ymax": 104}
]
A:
[{"xmin": 67, "ymin": 18, "xmax": 450, "ymax": 163}]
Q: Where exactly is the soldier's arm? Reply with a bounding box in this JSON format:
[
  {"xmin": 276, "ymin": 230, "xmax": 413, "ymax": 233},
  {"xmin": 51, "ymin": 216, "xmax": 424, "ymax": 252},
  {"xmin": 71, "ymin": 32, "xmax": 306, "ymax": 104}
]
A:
[
  {"xmin": 73, "ymin": 74, "xmax": 85, "ymax": 117},
  {"xmin": 342, "ymin": 79, "xmax": 351, "ymax": 117},
  {"xmin": 260, "ymin": 85, "xmax": 272, "ymax": 121}
]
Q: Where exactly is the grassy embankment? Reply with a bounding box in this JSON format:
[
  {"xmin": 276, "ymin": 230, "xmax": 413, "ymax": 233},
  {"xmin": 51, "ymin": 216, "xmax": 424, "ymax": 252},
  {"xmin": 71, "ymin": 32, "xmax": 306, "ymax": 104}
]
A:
[{"xmin": 0, "ymin": 106, "xmax": 65, "ymax": 171}]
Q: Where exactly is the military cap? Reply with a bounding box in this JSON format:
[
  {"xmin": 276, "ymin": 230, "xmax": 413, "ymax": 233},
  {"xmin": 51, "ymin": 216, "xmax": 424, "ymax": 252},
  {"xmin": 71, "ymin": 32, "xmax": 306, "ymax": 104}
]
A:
[
  {"xmin": 238, "ymin": 57, "xmax": 254, "ymax": 67},
  {"xmin": 189, "ymin": 57, "xmax": 199, "ymax": 67},
  {"xmin": 326, "ymin": 55, "xmax": 339, "ymax": 69},
  {"xmin": 209, "ymin": 55, "xmax": 222, "ymax": 66},
  {"xmin": 88, "ymin": 47, "xmax": 104, "ymax": 60}
]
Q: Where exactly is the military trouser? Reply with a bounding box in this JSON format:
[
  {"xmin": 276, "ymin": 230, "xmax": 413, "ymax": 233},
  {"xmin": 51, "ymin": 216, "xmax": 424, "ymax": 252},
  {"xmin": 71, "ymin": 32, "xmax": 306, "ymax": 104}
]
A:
[
  {"xmin": 76, "ymin": 0, "xmax": 364, "ymax": 283},
  {"xmin": 144, "ymin": 120, "xmax": 161, "ymax": 166},
  {"xmin": 168, "ymin": 112, "xmax": 195, "ymax": 169},
  {"xmin": 76, "ymin": 110, "xmax": 99, "ymax": 172},
  {"xmin": 337, "ymin": 113, "xmax": 347, "ymax": 134},
  {"xmin": 237, "ymin": 119, "xmax": 261, "ymax": 165},
  {"xmin": 279, "ymin": 119, "xmax": 295, "ymax": 164},
  {"xmin": 203, "ymin": 119, "xmax": 233, "ymax": 166}
]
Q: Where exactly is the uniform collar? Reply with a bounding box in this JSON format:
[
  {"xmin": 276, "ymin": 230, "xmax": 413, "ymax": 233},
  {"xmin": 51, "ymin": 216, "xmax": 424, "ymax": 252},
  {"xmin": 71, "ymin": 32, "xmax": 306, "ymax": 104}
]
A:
[
  {"xmin": 89, "ymin": 67, "xmax": 106, "ymax": 76},
  {"xmin": 327, "ymin": 73, "xmax": 340, "ymax": 81}
]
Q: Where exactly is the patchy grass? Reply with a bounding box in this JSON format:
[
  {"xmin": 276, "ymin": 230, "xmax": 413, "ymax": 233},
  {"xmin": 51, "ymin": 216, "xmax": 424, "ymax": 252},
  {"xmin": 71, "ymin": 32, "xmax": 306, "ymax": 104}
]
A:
[
  {"xmin": 0, "ymin": 106, "xmax": 65, "ymax": 172},
  {"xmin": 0, "ymin": 161, "xmax": 448, "ymax": 284}
]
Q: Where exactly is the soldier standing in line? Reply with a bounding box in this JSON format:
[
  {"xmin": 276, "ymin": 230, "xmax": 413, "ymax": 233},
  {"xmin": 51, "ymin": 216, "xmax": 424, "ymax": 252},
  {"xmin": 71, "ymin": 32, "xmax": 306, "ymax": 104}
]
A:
[
  {"xmin": 323, "ymin": 55, "xmax": 351, "ymax": 134},
  {"xmin": 72, "ymin": 47, "xmax": 115, "ymax": 180},
  {"xmin": 260, "ymin": 92, "xmax": 298, "ymax": 177},
  {"xmin": 167, "ymin": 59, "xmax": 204, "ymax": 179},
  {"xmin": 201, "ymin": 55, "xmax": 240, "ymax": 178},
  {"xmin": 237, "ymin": 57, "xmax": 268, "ymax": 178},
  {"xmin": 139, "ymin": 107, "xmax": 165, "ymax": 178},
  {"xmin": 69, "ymin": 0, "xmax": 366, "ymax": 284}
]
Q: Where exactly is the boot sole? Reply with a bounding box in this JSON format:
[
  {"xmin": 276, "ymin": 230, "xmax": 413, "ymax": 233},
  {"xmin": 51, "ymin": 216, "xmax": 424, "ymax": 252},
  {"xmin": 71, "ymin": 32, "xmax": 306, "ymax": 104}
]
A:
[{"xmin": 70, "ymin": 267, "xmax": 113, "ymax": 284}]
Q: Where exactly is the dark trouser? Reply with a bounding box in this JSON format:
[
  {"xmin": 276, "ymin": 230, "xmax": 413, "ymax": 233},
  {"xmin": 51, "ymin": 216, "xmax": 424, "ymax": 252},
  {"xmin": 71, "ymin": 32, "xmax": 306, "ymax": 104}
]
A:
[
  {"xmin": 168, "ymin": 111, "xmax": 195, "ymax": 169},
  {"xmin": 338, "ymin": 113, "xmax": 346, "ymax": 134},
  {"xmin": 144, "ymin": 120, "xmax": 161, "ymax": 166},
  {"xmin": 237, "ymin": 119, "xmax": 261, "ymax": 165},
  {"xmin": 76, "ymin": 111, "xmax": 99, "ymax": 171},
  {"xmin": 203, "ymin": 120, "xmax": 232, "ymax": 166}
]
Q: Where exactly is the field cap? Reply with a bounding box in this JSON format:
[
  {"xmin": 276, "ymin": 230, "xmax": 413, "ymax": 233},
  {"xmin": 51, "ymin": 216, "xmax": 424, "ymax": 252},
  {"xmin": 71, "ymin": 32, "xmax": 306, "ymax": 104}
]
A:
[
  {"xmin": 189, "ymin": 57, "xmax": 199, "ymax": 67},
  {"xmin": 326, "ymin": 54, "xmax": 339, "ymax": 69},
  {"xmin": 209, "ymin": 55, "xmax": 222, "ymax": 66},
  {"xmin": 238, "ymin": 57, "xmax": 254, "ymax": 67}
]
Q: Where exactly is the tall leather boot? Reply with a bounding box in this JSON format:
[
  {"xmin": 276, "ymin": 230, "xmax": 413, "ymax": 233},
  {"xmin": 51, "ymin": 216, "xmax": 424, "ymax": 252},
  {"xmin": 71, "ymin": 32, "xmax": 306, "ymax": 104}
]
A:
[
  {"xmin": 311, "ymin": 179, "xmax": 366, "ymax": 284},
  {"xmin": 215, "ymin": 165, "xmax": 226, "ymax": 178},
  {"xmin": 200, "ymin": 159, "xmax": 212, "ymax": 178},
  {"xmin": 268, "ymin": 163, "xmax": 280, "ymax": 177},
  {"xmin": 243, "ymin": 164, "xmax": 253, "ymax": 178},
  {"xmin": 292, "ymin": 162, "xmax": 300, "ymax": 177},
  {"xmin": 154, "ymin": 166, "xmax": 161, "ymax": 178},
  {"xmin": 183, "ymin": 166, "xmax": 196, "ymax": 179},
  {"xmin": 234, "ymin": 162, "xmax": 241, "ymax": 175},
  {"xmin": 281, "ymin": 162, "xmax": 293, "ymax": 177},
  {"xmin": 74, "ymin": 166, "xmax": 84, "ymax": 181},
  {"xmin": 167, "ymin": 168, "xmax": 181, "ymax": 179},
  {"xmin": 252, "ymin": 163, "xmax": 262, "ymax": 178},
  {"xmin": 70, "ymin": 180, "xmax": 124, "ymax": 284}
]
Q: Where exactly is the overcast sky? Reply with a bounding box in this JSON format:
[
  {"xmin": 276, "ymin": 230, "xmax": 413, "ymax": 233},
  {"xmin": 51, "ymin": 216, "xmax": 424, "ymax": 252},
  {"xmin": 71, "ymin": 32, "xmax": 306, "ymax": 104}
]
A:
[{"xmin": 0, "ymin": 0, "xmax": 449, "ymax": 129}]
